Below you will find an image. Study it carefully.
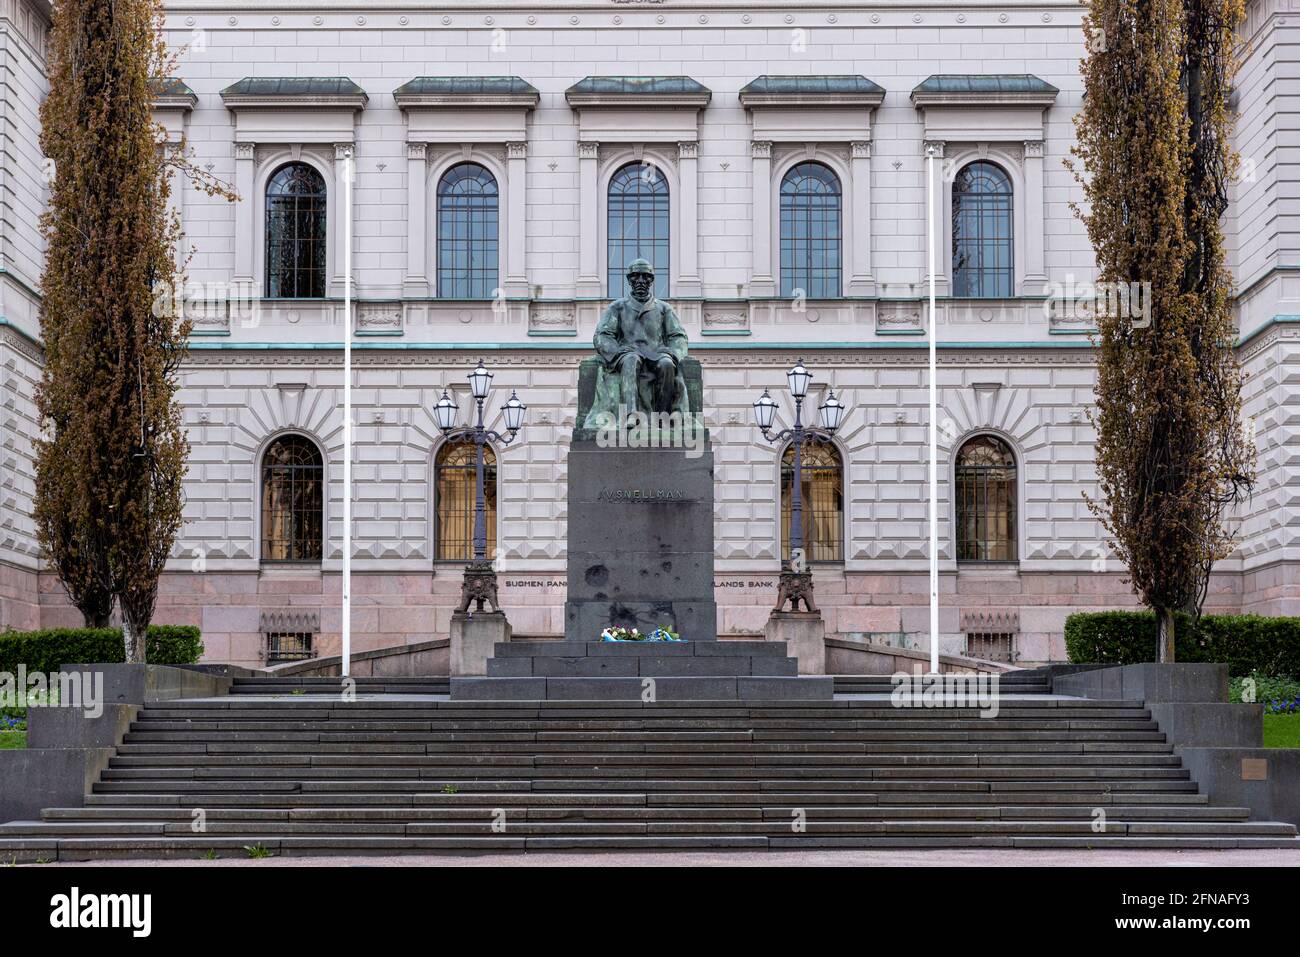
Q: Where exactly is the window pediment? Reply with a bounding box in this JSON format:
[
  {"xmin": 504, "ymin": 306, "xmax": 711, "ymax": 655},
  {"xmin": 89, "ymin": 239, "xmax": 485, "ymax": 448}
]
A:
[
  {"xmin": 742, "ymin": 76, "xmax": 881, "ymax": 143},
  {"xmin": 568, "ymin": 77, "xmax": 710, "ymax": 144},
  {"xmin": 151, "ymin": 78, "xmax": 195, "ymax": 145},
  {"xmin": 912, "ymin": 75, "xmax": 1057, "ymax": 143},
  {"xmin": 399, "ymin": 77, "xmax": 537, "ymax": 144},
  {"xmin": 222, "ymin": 77, "xmax": 366, "ymax": 144}
]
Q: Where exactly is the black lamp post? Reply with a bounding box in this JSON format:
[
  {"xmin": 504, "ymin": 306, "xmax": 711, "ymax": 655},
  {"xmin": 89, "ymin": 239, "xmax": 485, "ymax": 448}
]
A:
[
  {"xmin": 435, "ymin": 358, "xmax": 526, "ymax": 613},
  {"xmin": 753, "ymin": 358, "xmax": 846, "ymax": 613}
]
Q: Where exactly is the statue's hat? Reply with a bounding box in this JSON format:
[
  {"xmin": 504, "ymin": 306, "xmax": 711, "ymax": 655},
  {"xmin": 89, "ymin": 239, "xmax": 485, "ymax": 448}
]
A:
[{"xmin": 626, "ymin": 258, "xmax": 655, "ymax": 277}]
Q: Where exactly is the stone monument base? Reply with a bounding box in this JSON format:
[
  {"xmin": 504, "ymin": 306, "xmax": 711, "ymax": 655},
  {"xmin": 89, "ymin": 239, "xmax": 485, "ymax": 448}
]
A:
[
  {"xmin": 765, "ymin": 612, "xmax": 827, "ymax": 675},
  {"xmin": 450, "ymin": 639, "xmax": 833, "ymax": 700},
  {"xmin": 450, "ymin": 611, "xmax": 511, "ymax": 676},
  {"xmin": 564, "ymin": 438, "xmax": 717, "ymax": 642}
]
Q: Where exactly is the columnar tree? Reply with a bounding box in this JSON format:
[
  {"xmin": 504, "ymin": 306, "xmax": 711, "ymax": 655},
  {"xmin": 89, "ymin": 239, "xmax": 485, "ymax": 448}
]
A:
[
  {"xmin": 36, "ymin": 0, "xmax": 189, "ymax": 659},
  {"xmin": 1073, "ymin": 0, "xmax": 1255, "ymax": 661}
]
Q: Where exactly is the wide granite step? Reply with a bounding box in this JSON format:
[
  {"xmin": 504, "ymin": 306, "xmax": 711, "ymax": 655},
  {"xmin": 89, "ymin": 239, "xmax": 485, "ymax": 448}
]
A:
[{"xmin": 450, "ymin": 676, "xmax": 834, "ymax": 701}]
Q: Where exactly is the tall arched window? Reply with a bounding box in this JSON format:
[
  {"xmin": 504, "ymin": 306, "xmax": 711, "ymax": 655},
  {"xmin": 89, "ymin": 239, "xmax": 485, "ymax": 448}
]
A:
[
  {"xmin": 781, "ymin": 443, "xmax": 844, "ymax": 564},
  {"xmin": 437, "ymin": 163, "xmax": 499, "ymax": 299},
  {"xmin": 261, "ymin": 435, "xmax": 324, "ymax": 562},
  {"xmin": 265, "ymin": 163, "xmax": 327, "ymax": 299},
  {"xmin": 780, "ymin": 162, "xmax": 842, "ymax": 298},
  {"xmin": 952, "ymin": 161, "xmax": 1013, "ymax": 298},
  {"xmin": 607, "ymin": 162, "xmax": 669, "ymax": 298},
  {"xmin": 955, "ymin": 435, "xmax": 1017, "ymax": 562},
  {"xmin": 435, "ymin": 443, "xmax": 497, "ymax": 560}
]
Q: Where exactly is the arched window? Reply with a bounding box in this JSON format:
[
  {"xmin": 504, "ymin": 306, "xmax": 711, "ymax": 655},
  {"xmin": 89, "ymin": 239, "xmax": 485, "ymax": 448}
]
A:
[
  {"xmin": 781, "ymin": 443, "xmax": 844, "ymax": 564},
  {"xmin": 952, "ymin": 161, "xmax": 1013, "ymax": 298},
  {"xmin": 261, "ymin": 435, "xmax": 324, "ymax": 562},
  {"xmin": 265, "ymin": 163, "xmax": 327, "ymax": 298},
  {"xmin": 435, "ymin": 443, "xmax": 497, "ymax": 560},
  {"xmin": 437, "ymin": 163, "xmax": 499, "ymax": 299},
  {"xmin": 780, "ymin": 162, "xmax": 842, "ymax": 298},
  {"xmin": 607, "ymin": 162, "xmax": 669, "ymax": 298},
  {"xmin": 955, "ymin": 435, "xmax": 1018, "ymax": 562}
]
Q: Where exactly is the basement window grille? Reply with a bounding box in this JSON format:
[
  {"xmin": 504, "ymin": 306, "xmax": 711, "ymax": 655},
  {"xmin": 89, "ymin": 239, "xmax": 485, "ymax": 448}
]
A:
[
  {"xmin": 265, "ymin": 632, "xmax": 315, "ymax": 664},
  {"xmin": 260, "ymin": 611, "xmax": 319, "ymax": 664},
  {"xmin": 965, "ymin": 631, "xmax": 1016, "ymax": 663}
]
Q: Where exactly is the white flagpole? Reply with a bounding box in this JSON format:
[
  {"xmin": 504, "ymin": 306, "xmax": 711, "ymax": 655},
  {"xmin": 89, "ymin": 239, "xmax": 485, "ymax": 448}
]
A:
[
  {"xmin": 927, "ymin": 145, "xmax": 939, "ymax": 675},
  {"xmin": 342, "ymin": 147, "xmax": 353, "ymax": 679}
]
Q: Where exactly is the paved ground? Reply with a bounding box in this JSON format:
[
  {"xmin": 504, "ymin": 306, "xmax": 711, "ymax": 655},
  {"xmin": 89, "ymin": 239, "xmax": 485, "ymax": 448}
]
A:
[
  {"xmin": 198, "ymin": 693, "xmax": 1090, "ymax": 703},
  {"xmin": 26, "ymin": 848, "xmax": 1300, "ymax": 867}
]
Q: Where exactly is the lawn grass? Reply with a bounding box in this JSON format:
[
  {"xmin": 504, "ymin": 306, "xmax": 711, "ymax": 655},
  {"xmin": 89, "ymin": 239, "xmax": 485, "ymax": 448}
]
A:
[
  {"xmin": 0, "ymin": 731, "xmax": 25, "ymax": 750},
  {"xmin": 1263, "ymin": 713, "xmax": 1300, "ymax": 749}
]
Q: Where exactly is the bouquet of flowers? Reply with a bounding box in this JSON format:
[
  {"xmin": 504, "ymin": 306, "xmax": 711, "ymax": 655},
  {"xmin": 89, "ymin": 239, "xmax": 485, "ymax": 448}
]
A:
[
  {"xmin": 599, "ymin": 625, "xmax": 686, "ymax": 642},
  {"xmin": 600, "ymin": 626, "xmax": 642, "ymax": 642}
]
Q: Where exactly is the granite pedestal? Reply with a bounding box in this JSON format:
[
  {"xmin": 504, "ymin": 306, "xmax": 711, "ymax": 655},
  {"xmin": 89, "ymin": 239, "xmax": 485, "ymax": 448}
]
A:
[
  {"xmin": 564, "ymin": 439, "xmax": 717, "ymax": 642},
  {"xmin": 450, "ymin": 611, "xmax": 511, "ymax": 676},
  {"xmin": 765, "ymin": 611, "xmax": 827, "ymax": 675}
]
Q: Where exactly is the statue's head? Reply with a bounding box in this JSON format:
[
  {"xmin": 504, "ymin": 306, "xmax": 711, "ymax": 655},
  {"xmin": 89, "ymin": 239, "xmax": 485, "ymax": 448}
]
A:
[{"xmin": 626, "ymin": 258, "xmax": 655, "ymax": 301}]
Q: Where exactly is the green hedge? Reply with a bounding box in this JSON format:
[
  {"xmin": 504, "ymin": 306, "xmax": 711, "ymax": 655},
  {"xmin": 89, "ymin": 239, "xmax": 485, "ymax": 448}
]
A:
[
  {"xmin": 0, "ymin": 626, "xmax": 203, "ymax": 675},
  {"xmin": 1064, "ymin": 612, "xmax": 1300, "ymax": 678}
]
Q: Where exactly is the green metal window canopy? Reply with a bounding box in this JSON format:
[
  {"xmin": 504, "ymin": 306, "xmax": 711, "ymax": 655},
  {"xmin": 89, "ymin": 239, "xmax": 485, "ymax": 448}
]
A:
[
  {"xmin": 394, "ymin": 76, "xmax": 540, "ymax": 109},
  {"xmin": 220, "ymin": 77, "xmax": 369, "ymax": 109},
  {"xmin": 911, "ymin": 74, "xmax": 1058, "ymax": 107},
  {"xmin": 739, "ymin": 75, "xmax": 885, "ymax": 107},
  {"xmin": 565, "ymin": 76, "xmax": 712, "ymax": 107}
]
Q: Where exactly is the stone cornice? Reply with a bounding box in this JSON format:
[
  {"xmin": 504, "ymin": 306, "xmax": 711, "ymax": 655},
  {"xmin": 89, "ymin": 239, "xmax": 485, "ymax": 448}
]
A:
[
  {"xmin": 164, "ymin": 1, "xmax": 1085, "ymax": 10},
  {"xmin": 177, "ymin": 344, "xmax": 1101, "ymax": 370}
]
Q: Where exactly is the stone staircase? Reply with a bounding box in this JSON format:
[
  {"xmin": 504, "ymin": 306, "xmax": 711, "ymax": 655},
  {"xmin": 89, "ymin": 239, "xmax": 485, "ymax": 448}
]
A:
[
  {"xmin": 0, "ymin": 692, "xmax": 1296, "ymax": 860},
  {"xmin": 834, "ymin": 670, "xmax": 1052, "ymax": 696},
  {"xmin": 229, "ymin": 677, "xmax": 451, "ymax": 696}
]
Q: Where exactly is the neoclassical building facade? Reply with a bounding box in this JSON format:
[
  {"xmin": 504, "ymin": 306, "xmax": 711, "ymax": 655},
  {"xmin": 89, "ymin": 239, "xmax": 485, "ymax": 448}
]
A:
[{"xmin": 1, "ymin": 0, "xmax": 1297, "ymax": 667}]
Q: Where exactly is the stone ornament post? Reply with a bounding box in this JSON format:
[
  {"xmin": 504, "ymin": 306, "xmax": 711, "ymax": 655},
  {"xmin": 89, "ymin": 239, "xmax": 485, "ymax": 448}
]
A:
[
  {"xmin": 434, "ymin": 360, "xmax": 526, "ymax": 675},
  {"xmin": 753, "ymin": 359, "xmax": 847, "ymax": 674}
]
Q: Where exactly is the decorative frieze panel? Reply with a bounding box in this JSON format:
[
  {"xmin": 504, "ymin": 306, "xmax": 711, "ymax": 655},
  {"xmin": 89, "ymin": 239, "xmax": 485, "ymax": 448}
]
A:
[
  {"xmin": 701, "ymin": 308, "xmax": 749, "ymax": 335},
  {"xmin": 1046, "ymin": 300, "xmax": 1096, "ymax": 334},
  {"xmin": 356, "ymin": 301, "xmax": 403, "ymax": 335},
  {"xmin": 528, "ymin": 304, "xmax": 577, "ymax": 336},
  {"xmin": 876, "ymin": 302, "xmax": 924, "ymax": 335},
  {"xmin": 186, "ymin": 298, "xmax": 231, "ymax": 335}
]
